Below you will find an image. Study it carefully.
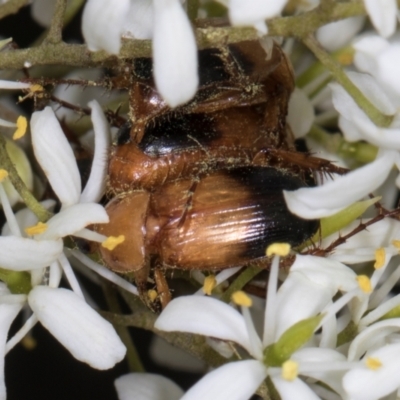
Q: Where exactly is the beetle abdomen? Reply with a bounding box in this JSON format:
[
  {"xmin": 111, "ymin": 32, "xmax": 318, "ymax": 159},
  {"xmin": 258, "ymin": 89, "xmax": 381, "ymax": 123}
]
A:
[{"xmin": 153, "ymin": 167, "xmax": 318, "ymax": 270}]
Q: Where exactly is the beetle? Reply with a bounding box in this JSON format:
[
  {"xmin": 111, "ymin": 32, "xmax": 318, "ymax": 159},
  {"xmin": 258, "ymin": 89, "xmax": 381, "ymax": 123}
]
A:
[{"xmin": 95, "ymin": 39, "xmax": 337, "ymax": 307}]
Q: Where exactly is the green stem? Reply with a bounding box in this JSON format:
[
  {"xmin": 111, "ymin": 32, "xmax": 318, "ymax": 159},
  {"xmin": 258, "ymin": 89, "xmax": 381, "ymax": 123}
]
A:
[
  {"xmin": 220, "ymin": 266, "xmax": 263, "ymax": 303},
  {"xmin": 45, "ymin": 0, "xmax": 67, "ymax": 44},
  {"xmin": 102, "ymin": 282, "xmax": 145, "ymax": 372},
  {"xmin": 0, "ymin": 135, "xmax": 52, "ymax": 222},
  {"xmin": 303, "ymin": 35, "xmax": 393, "ymax": 128}
]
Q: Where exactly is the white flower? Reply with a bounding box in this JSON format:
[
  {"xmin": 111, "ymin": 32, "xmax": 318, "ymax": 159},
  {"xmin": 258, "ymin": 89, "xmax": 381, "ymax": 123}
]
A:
[
  {"xmin": 82, "ymin": 0, "xmax": 198, "ymax": 107},
  {"xmin": 344, "ymin": 323, "xmax": 400, "ymax": 399},
  {"xmin": 115, "ymin": 373, "xmax": 184, "ymax": 400},
  {"xmin": 0, "ymin": 100, "xmax": 127, "ymax": 399},
  {"xmin": 316, "ymin": 16, "xmax": 365, "ymax": 52},
  {"xmin": 287, "ymin": 88, "xmax": 315, "ymax": 138},
  {"xmin": 353, "ymin": 34, "xmax": 400, "ymax": 106},
  {"xmin": 363, "ymin": 0, "xmax": 398, "ymax": 38},
  {"xmin": 153, "ymin": 0, "xmax": 198, "ymax": 107},
  {"xmin": 154, "ymin": 252, "xmax": 353, "ymax": 399},
  {"xmin": 330, "ymin": 71, "xmax": 400, "ymax": 151},
  {"xmin": 227, "ymin": 0, "xmax": 288, "ymax": 34},
  {"xmin": 82, "ymin": 0, "xmax": 132, "ymax": 54},
  {"xmin": 283, "ymin": 149, "xmax": 397, "ymax": 219},
  {"xmin": 30, "ymin": 101, "xmax": 110, "ymax": 207},
  {"xmin": 28, "ymin": 286, "xmax": 126, "ymax": 369}
]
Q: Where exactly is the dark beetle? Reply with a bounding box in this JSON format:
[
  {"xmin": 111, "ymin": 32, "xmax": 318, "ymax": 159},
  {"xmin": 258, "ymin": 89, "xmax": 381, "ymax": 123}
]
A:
[{"xmin": 96, "ymin": 39, "xmax": 323, "ymax": 306}]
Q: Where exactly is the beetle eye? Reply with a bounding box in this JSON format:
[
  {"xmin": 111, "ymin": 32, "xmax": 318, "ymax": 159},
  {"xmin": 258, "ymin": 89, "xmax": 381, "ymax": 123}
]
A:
[{"xmin": 116, "ymin": 122, "xmax": 132, "ymax": 145}]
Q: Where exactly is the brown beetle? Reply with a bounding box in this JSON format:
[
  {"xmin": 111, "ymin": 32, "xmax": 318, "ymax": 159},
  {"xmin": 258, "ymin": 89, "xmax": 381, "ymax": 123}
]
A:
[{"xmin": 95, "ymin": 39, "xmax": 333, "ymax": 307}]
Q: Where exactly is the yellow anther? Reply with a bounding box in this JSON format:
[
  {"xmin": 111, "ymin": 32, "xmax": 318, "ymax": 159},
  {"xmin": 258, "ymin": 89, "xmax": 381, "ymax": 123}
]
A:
[
  {"xmin": 281, "ymin": 360, "xmax": 299, "ymax": 381},
  {"xmin": 266, "ymin": 243, "xmax": 291, "ymax": 257},
  {"xmin": 231, "ymin": 291, "xmax": 252, "ymax": 307},
  {"xmin": 0, "ymin": 169, "xmax": 8, "ymax": 181},
  {"xmin": 13, "ymin": 116, "xmax": 27, "ymax": 140},
  {"xmin": 338, "ymin": 52, "xmax": 354, "ymax": 66},
  {"xmin": 21, "ymin": 335, "xmax": 37, "ymax": 350},
  {"xmin": 374, "ymin": 248, "xmax": 386, "ymax": 269},
  {"xmin": 203, "ymin": 275, "xmax": 217, "ymax": 295},
  {"xmin": 148, "ymin": 289, "xmax": 158, "ymax": 302},
  {"xmin": 30, "ymin": 84, "xmax": 44, "ymax": 93},
  {"xmin": 357, "ymin": 275, "xmax": 372, "ymax": 294},
  {"xmin": 392, "ymin": 240, "xmax": 400, "ymax": 250},
  {"xmin": 366, "ymin": 357, "xmax": 382, "ymax": 370},
  {"xmin": 25, "ymin": 222, "xmax": 48, "ymax": 235},
  {"xmin": 102, "ymin": 235, "xmax": 125, "ymax": 250}
]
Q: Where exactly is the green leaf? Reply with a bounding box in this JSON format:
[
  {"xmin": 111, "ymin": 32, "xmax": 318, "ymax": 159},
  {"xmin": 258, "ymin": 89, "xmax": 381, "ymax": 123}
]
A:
[{"xmin": 263, "ymin": 314, "xmax": 323, "ymax": 367}]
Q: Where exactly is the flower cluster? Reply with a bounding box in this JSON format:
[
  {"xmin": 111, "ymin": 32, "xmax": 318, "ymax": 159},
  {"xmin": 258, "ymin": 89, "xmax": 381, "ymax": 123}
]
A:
[{"xmin": 2, "ymin": 0, "xmax": 400, "ymax": 399}]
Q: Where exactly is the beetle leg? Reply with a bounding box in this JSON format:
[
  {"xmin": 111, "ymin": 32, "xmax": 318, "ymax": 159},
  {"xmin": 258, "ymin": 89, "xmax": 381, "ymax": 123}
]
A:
[{"xmin": 154, "ymin": 268, "xmax": 171, "ymax": 309}]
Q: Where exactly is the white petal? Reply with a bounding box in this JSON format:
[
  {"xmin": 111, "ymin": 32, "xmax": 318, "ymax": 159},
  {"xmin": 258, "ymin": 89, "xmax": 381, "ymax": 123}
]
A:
[
  {"xmin": 293, "ymin": 348, "xmax": 347, "ymax": 397},
  {"xmin": 31, "ymin": 107, "xmax": 81, "ymax": 207},
  {"xmin": 153, "ymin": 0, "xmax": 198, "ymax": 107},
  {"xmin": 181, "ymin": 360, "xmax": 267, "ymax": 400},
  {"xmin": 0, "ymin": 80, "xmax": 31, "ymax": 90},
  {"xmin": 229, "ymin": 0, "xmax": 287, "ymax": 26},
  {"xmin": 0, "ymin": 299, "xmax": 24, "ymax": 400},
  {"xmin": 28, "ymin": 286, "xmax": 126, "ymax": 369},
  {"xmin": 2, "ymin": 138, "xmax": 33, "ymax": 207},
  {"xmin": 353, "ymin": 34, "xmax": 389, "ymax": 76},
  {"xmin": 274, "ymin": 273, "xmax": 333, "ymax": 340},
  {"xmin": 374, "ymin": 44, "xmax": 400, "ymax": 101},
  {"xmin": 287, "ymin": 88, "xmax": 314, "ymax": 138},
  {"xmin": 290, "ymin": 255, "xmax": 358, "ymax": 292},
  {"xmin": 343, "ymin": 343, "xmax": 400, "ymax": 400},
  {"xmin": 364, "ymin": 0, "xmax": 397, "ymax": 38},
  {"xmin": 323, "ymin": 218, "xmax": 400, "ymax": 263},
  {"xmin": 283, "ymin": 150, "xmax": 396, "ymax": 219},
  {"xmin": 271, "ymin": 376, "xmax": 321, "ymax": 400},
  {"xmin": 39, "ymin": 203, "xmax": 109, "ymax": 240},
  {"xmin": 115, "ymin": 373, "xmax": 183, "ymax": 400},
  {"xmin": 316, "ymin": 17, "xmax": 365, "ymax": 52},
  {"xmin": 155, "ymin": 296, "xmax": 254, "ymax": 355},
  {"xmin": 331, "ymin": 71, "xmax": 396, "ymax": 117},
  {"xmin": 0, "ymin": 236, "xmax": 63, "ymax": 270},
  {"xmin": 2, "ymin": 199, "xmax": 55, "ymax": 236},
  {"xmin": 82, "ymin": 0, "xmax": 130, "ymax": 54},
  {"xmin": 79, "ymin": 101, "xmax": 111, "ymax": 203},
  {"xmin": 347, "ymin": 319, "xmax": 400, "ymax": 361},
  {"xmin": 122, "ymin": 0, "xmax": 154, "ymax": 39}
]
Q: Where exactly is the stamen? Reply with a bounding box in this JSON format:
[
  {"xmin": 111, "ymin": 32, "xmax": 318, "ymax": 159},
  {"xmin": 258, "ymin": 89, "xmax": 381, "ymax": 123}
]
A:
[
  {"xmin": 366, "ymin": 357, "xmax": 382, "ymax": 370},
  {"xmin": 0, "ymin": 169, "xmax": 8, "ymax": 181},
  {"xmin": 357, "ymin": 275, "xmax": 372, "ymax": 294},
  {"xmin": 25, "ymin": 222, "xmax": 48, "ymax": 235},
  {"xmin": 13, "ymin": 116, "xmax": 27, "ymax": 140},
  {"xmin": 102, "ymin": 235, "xmax": 125, "ymax": 250},
  {"xmin": 374, "ymin": 248, "xmax": 385, "ymax": 269},
  {"xmin": 148, "ymin": 289, "xmax": 158, "ymax": 302},
  {"xmin": 392, "ymin": 240, "xmax": 400, "ymax": 250},
  {"xmin": 30, "ymin": 84, "xmax": 44, "ymax": 93},
  {"xmin": 266, "ymin": 243, "xmax": 291, "ymax": 257},
  {"xmin": 203, "ymin": 275, "xmax": 216, "ymax": 295},
  {"xmin": 282, "ymin": 360, "xmax": 299, "ymax": 381},
  {"xmin": 231, "ymin": 291, "xmax": 252, "ymax": 307}
]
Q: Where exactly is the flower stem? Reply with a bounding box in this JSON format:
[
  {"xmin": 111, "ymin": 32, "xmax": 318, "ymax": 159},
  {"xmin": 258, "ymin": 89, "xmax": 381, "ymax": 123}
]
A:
[
  {"xmin": 0, "ymin": 134, "xmax": 52, "ymax": 222},
  {"xmin": 303, "ymin": 35, "xmax": 394, "ymax": 128},
  {"xmin": 220, "ymin": 265, "xmax": 263, "ymax": 303}
]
